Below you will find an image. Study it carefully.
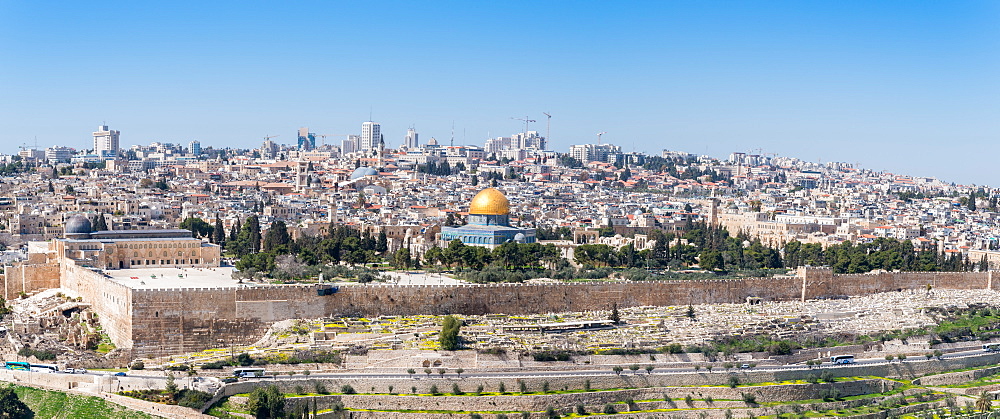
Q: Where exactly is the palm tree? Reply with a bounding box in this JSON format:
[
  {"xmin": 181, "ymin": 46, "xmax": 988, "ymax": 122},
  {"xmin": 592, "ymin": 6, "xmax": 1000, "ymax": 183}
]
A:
[{"xmin": 977, "ymin": 390, "xmax": 993, "ymax": 412}]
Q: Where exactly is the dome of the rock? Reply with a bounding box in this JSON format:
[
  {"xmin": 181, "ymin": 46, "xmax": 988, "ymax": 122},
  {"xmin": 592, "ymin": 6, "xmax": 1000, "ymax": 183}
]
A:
[{"xmin": 469, "ymin": 188, "xmax": 510, "ymax": 216}]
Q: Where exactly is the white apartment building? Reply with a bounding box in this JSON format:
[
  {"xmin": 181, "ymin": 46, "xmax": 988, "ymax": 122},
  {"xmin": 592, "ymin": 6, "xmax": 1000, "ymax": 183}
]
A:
[
  {"xmin": 93, "ymin": 125, "xmax": 120, "ymax": 157},
  {"xmin": 45, "ymin": 146, "xmax": 73, "ymax": 163},
  {"xmin": 361, "ymin": 121, "xmax": 381, "ymax": 151}
]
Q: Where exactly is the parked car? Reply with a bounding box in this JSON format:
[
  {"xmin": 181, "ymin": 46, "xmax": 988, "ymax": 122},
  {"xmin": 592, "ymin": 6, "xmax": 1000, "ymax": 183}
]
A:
[{"xmin": 113, "ymin": 372, "xmax": 127, "ymax": 377}]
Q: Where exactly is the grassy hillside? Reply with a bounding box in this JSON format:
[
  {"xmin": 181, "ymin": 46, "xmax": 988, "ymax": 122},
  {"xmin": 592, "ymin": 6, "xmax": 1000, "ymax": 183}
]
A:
[{"xmin": 13, "ymin": 385, "xmax": 157, "ymax": 419}]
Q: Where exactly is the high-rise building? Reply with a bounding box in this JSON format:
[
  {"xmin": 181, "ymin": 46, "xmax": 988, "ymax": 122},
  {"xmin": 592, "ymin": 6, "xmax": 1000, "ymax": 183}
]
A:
[
  {"xmin": 93, "ymin": 125, "xmax": 120, "ymax": 157},
  {"xmin": 361, "ymin": 121, "xmax": 381, "ymax": 151},
  {"xmin": 260, "ymin": 140, "xmax": 279, "ymax": 159},
  {"xmin": 297, "ymin": 127, "xmax": 316, "ymax": 151},
  {"xmin": 341, "ymin": 135, "xmax": 359, "ymax": 154},
  {"xmin": 189, "ymin": 140, "xmax": 201, "ymax": 156},
  {"xmin": 404, "ymin": 127, "xmax": 419, "ymax": 149}
]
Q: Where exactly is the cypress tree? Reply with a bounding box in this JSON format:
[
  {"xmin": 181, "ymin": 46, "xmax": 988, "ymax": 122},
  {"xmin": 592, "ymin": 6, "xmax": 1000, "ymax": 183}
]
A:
[{"xmin": 212, "ymin": 216, "xmax": 226, "ymax": 246}]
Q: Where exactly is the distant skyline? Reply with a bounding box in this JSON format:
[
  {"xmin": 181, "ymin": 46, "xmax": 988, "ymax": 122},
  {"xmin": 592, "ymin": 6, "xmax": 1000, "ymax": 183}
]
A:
[{"xmin": 1, "ymin": 1, "xmax": 998, "ymax": 185}]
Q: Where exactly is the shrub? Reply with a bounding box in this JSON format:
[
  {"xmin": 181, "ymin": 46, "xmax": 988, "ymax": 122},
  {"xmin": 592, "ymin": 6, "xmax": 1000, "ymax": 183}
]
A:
[
  {"xmin": 685, "ymin": 394, "xmax": 694, "ymax": 406},
  {"xmin": 475, "ymin": 385, "xmax": 483, "ymax": 395},
  {"xmin": 314, "ymin": 382, "xmax": 327, "ymax": 394},
  {"xmin": 820, "ymin": 370, "xmax": 835, "ymax": 383},
  {"xmin": 17, "ymin": 347, "xmax": 57, "ymax": 361},
  {"xmin": 820, "ymin": 389, "xmax": 841, "ymax": 402},
  {"xmin": 293, "ymin": 385, "xmax": 304, "ymax": 395},
  {"xmin": 576, "ymin": 404, "xmax": 586, "ymax": 415},
  {"xmin": 429, "ymin": 385, "xmax": 440, "ymax": 395},
  {"xmin": 452, "ymin": 383, "xmax": 463, "ymax": 395},
  {"xmin": 603, "ymin": 404, "xmax": 617, "ymax": 414},
  {"xmin": 741, "ymin": 392, "xmax": 757, "ymax": 405},
  {"xmin": 532, "ymin": 351, "xmax": 573, "ymax": 362},
  {"xmin": 728, "ymin": 376, "xmax": 740, "ymax": 388},
  {"xmin": 176, "ymin": 390, "xmax": 210, "ymax": 409},
  {"xmin": 130, "ymin": 361, "xmax": 145, "ymax": 370},
  {"xmin": 200, "ymin": 360, "xmax": 227, "ymax": 369}
]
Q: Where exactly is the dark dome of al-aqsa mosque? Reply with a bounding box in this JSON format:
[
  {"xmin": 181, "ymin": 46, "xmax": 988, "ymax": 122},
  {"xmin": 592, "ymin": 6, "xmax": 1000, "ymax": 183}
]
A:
[{"xmin": 64, "ymin": 214, "xmax": 93, "ymax": 239}]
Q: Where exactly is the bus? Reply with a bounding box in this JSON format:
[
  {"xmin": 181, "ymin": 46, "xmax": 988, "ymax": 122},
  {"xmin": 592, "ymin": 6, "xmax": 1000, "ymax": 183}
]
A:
[
  {"xmin": 983, "ymin": 343, "xmax": 1000, "ymax": 352},
  {"xmin": 831, "ymin": 355, "xmax": 855, "ymax": 364},
  {"xmin": 233, "ymin": 368, "xmax": 267, "ymax": 378},
  {"xmin": 29, "ymin": 364, "xmax": 58, "ymax": 373},
  {"xmin": 4, "ymin": 362, "xmax": 30, "ymax": 371}
]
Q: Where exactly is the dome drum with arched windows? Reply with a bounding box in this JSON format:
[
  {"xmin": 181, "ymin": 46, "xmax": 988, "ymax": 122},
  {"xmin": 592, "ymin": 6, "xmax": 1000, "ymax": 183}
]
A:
[{"xmin": 440, "ymin": 188, "xmax": 535, "ymax": 249}]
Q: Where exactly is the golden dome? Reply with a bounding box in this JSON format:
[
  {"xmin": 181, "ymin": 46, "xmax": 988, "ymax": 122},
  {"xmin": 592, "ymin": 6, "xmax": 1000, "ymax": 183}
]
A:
[{"xmin": 469, "ymin": 188, "xmax": 510, "ymax": 215}]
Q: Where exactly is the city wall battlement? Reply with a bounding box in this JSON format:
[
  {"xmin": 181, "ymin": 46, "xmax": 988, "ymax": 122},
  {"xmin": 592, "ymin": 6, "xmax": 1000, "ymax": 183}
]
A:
[{"xmin": 7, "ymin": 262, "xmax": 999, "ymax": 356}]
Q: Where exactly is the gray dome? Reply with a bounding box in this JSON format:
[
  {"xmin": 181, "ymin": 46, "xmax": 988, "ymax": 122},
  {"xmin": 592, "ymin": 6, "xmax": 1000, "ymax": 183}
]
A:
[
  {"xmin": 65, "ymin": 215, "xmax": 92, "ymax": 235},
  {"xmin": 350, "ymin": 167, "xmax": 378, "ymax": 180},
  {"xmin": 514, "ymin": 233, "xmax": 526, "ymax": 243}
]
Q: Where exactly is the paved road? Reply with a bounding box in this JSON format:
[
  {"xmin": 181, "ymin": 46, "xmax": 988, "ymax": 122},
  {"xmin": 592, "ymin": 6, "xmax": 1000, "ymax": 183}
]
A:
[{"xmin": 76, "ymin": 346, "xmax": 994, "ymax": 382}]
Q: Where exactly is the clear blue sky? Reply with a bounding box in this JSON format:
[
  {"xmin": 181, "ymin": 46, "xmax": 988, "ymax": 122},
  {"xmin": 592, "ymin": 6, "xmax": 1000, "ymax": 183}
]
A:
[{"xmin": 2, "ymin": 1, "xmax": 998, "ymax": 185}]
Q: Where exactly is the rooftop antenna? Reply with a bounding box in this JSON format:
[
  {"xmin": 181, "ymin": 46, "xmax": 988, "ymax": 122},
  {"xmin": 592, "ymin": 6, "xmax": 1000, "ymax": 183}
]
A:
[
  {"xmin": 369, "ymin": 107, "xmax": 372, "ymax": 122},
  {"xmin": 450, "ymin": 121, "xmax": 455, "ymax": 147}
]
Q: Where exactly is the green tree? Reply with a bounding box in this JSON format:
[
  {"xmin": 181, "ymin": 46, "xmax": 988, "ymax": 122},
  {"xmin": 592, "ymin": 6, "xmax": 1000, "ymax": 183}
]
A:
[
  {"xmin": 164, "ymin": 373, "xmax": 178, "ymax": 396},
  {"xmin": 262, "ymin": 220, "xmax": 291, "ymax": 253},
  {"xmin": 179, "ymin": 217, "xmax": 213, "ymax": 238},
  {"xmin": 246, "ymin": 385, "xmax": 285, "ymax": 419},
  {"xmin": 439, "ymin": 315, "xmax": 462, "ymax": 351},
  {"xmin": 212, "ymin": 217, "xmax": 226, "ymax": 246},
  {"xmin": 0, "ymin": 386, "xmax": 31, "ymax": 419},
  {"xmin": 699, "ymin": 250, "xmax": 724, "ymax": 271},
  {"xmin": 376, "ymin": 231, "xmax": 388, "ymax": 254},
  {"xmin": 393, "ymin": 248, "xmax": 412, "ymax": 269},
  {"xmin": 91, "ymin": 213, "xmax": 108, "ymax": 231}
]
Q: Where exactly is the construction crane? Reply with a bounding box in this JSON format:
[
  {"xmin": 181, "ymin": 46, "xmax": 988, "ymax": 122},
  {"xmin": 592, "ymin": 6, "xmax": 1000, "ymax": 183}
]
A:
[
  {"xmin": 510, "ymin": 116, "xmax": 535, "ymax": 134},
  {"xmin": 542, "ymin": 112, "xmax": 552, "ymax": 141},
  {"xmin": 597, "ymin": 131, "xmax": 607, "ymax": 145},
  {"xmin": 263, "ymin": 134, "xmax": 280, "ymax": 141},
  {"xmin": 317, "ymin": 134, "xmax": 350, "ymax": 147}
]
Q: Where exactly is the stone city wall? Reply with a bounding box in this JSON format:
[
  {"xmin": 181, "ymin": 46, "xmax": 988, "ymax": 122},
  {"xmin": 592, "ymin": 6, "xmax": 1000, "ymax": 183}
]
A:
[
  {"xmin": 1, "ymin": 262, "xmax": 60, "ymax": 300},
  {"xmin": 36, "ymin": 264, "xmax": 1000, "ymax": 354},
  {"xmin": 60, "ymin": 261, "xmax": 135, "ymax": 349}
]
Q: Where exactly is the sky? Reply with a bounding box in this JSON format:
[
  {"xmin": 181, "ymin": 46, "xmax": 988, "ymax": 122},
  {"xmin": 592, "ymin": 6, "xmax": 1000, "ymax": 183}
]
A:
[{"xmin": 1, "ymin": 1, "xmax": 999, "ymax": 185}]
